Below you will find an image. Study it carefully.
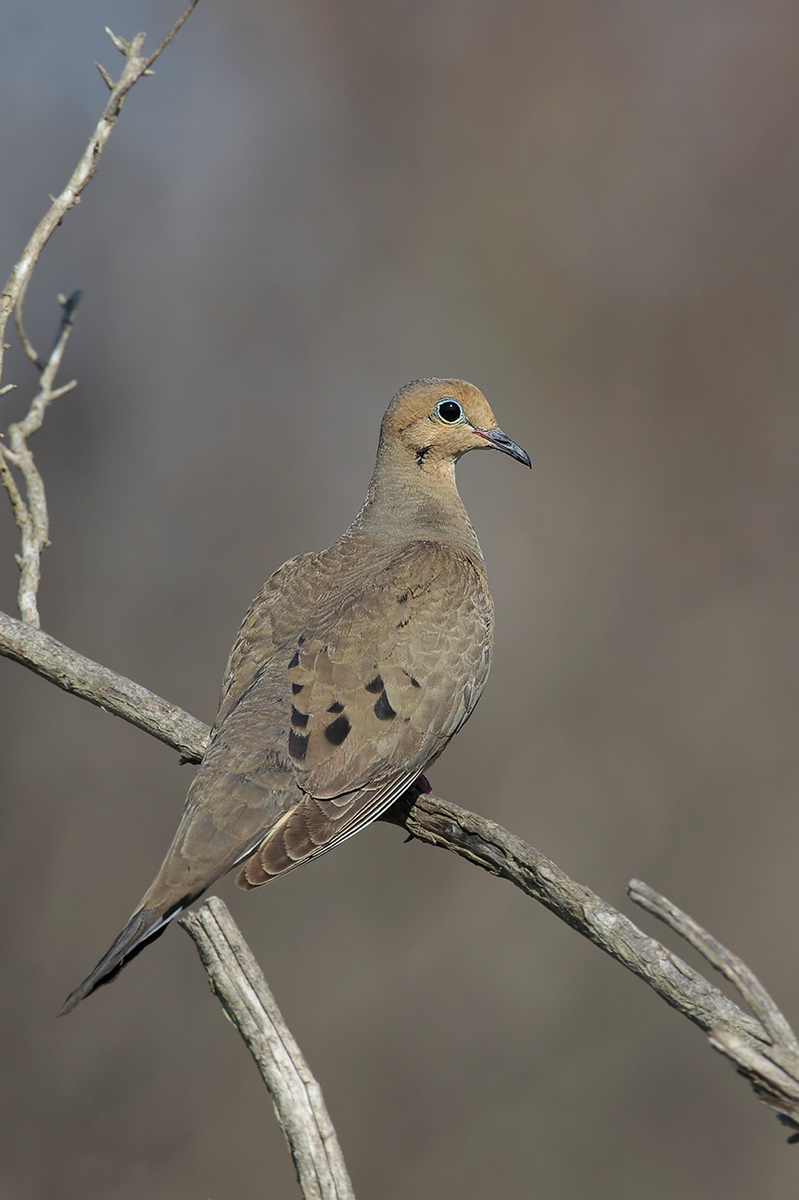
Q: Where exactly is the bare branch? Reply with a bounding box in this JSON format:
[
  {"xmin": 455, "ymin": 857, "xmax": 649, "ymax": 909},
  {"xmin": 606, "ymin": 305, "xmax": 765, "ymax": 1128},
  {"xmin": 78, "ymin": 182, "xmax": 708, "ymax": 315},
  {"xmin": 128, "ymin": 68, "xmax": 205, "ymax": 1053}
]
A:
[
  {"xmin": 0, "ymin": 2, "xmax": 199, "ymax": 625},
  {"xmin": 3, "ymin": 612, "xmax": 797, "ymax": 1133},
  {"xmin": 13, "ymin": 273, "xmax": 42, "ymax": 369},
  {"xmin": 0, "ymin": 291, "xmax": 80, "ymax": 624},
  {"xmin": 140, "ymin": 1, "xmax": 200, "ymax": 73},
  {"xmin": 382, "ymin": 789, "xmax": 799, "ymax": 1131},
  {"xmin": 95, "ymin": 60, "xmax": 114, "ymax": 91},
  {"xmin": 0, "ymin": 1, "xmax": 199, "ymax": 387},
  {"xmin": 629, "ymin": 879, "xmax": 799, "ymax": 1129},
  {"xmin": 0, "ymin": 609, "xmax": 208, "ymax": 761},
  {"xmin": 383, "ymin": 792, "xmax": 762, "ymax": 1037},
  {"xmin": 180, "ymin": 899, "xmax": 356, "ymax": 1200}
]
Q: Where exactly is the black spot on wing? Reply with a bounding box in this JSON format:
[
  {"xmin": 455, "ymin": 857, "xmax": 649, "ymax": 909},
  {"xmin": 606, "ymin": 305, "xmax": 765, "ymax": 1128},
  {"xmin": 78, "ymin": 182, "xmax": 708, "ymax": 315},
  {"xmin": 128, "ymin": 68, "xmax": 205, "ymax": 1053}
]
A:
[
  {"xmin": 288, "ymin": 649, "xmax": 300, "ymax": 670},
  {"xmin": 365, "ymin": 674, "xmax": 384, "ymax": 694},
  {"xmin": 290, "ymin": 705, "xmax": 308, "ymax": 729},
  {"xmin": 325, "ymin": 714, "xmax": 351, "ymax": 745},
  {"xmin": 374, "ymin": 690, "xmax": 396, "ymax": 721},
  {"xmin": 292, "ymin": 682, "xmax": 303, "ymax": 695},
  {"xmin": 327, "ymin": 701, "xmax": 344, "ymax": 713},
  {"xmin": 288, "ymin": 728, "xmax": 309, "ymax": 761}
]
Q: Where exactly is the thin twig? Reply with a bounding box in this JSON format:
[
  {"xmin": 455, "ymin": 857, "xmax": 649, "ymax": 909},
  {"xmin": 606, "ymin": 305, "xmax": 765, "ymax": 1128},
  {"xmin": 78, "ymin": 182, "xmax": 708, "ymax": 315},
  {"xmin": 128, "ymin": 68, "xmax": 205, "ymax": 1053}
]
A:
[
  {"xmin": 140, "ymin": 0, "xmax": 199, "ymax": 72},
  {"xmin": 0, "ymin": 0, "xmax": 199, "ymax": 388},
  {"xmin": 629, "ymin": 880, "xmax": 798, "ymax": 1049},
  {"xmin": 0, "ymin": 2, "xmax": 199, "ymax": 625},
  {"xmin": 180, "ymin": 899, "xmax": 356, "ymax": 1200},
  {"xmin": 0, "ymin": 291, "xmax": 81, "ymax": 624},
  {"xmin": 14, "ymin": 273, "xmax": 42, "ymax": 369},
  {"xmin": 628, "ymin": 879, "xmax": 799, "ymax": 1125}
]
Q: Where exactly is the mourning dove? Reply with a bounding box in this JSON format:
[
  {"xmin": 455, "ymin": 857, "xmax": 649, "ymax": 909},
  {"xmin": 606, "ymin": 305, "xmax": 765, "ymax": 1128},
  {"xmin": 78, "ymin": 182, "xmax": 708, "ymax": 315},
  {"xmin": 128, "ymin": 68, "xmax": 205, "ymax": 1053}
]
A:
[{"xmin": 60, "ymin": 378, "xmax": 529, "ymax": 1014}]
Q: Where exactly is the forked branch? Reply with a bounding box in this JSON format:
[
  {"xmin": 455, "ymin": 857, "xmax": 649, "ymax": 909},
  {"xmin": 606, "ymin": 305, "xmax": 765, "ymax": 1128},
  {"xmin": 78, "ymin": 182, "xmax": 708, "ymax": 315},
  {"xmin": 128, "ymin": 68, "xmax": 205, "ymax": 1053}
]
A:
[
  {"xmin": 0, "ymin": 2, "xmax": 199, "ymax": 625},
  {"xmin": 0, "ymin": 292, "xmax": 81, "ymax": 624},
  {"xmin": 2, "ymin": 602, "xmax": 796, "ymax": 1139},
  {"xmin": 0, "ymin": 2, "xmax": 199, "ymax": 387}
]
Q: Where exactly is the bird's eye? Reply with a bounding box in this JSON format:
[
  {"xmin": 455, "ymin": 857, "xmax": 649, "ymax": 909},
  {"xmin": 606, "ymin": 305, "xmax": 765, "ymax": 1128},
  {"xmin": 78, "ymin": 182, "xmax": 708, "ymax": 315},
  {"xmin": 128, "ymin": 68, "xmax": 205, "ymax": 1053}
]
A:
[{"xmin": 434, "ymin": 399, "xmax": 466, "ymax": 424}]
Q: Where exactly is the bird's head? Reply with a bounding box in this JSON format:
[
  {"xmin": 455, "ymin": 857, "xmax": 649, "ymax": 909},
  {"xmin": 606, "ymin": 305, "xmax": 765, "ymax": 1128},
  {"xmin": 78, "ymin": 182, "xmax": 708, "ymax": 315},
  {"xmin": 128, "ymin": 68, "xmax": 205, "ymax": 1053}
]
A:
[{"xmin": 380, "ymin": 378, "xmax": 531, "ymax": 473}]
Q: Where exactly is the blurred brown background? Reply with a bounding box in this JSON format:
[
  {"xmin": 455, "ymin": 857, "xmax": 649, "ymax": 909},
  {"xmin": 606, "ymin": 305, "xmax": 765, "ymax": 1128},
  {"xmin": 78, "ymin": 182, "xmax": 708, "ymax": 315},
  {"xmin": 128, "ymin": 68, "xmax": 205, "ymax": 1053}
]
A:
[{"xmin": 2, "ymin": 2, "xmax": 798, "ymax": 1197}]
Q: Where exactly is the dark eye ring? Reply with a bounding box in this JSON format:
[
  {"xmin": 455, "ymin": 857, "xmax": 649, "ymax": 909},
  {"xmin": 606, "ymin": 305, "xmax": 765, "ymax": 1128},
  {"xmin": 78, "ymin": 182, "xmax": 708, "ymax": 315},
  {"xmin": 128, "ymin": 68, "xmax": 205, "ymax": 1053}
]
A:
[{"xmin": 434, "ymin": 399, "xmax": 465, "ymax": 424}]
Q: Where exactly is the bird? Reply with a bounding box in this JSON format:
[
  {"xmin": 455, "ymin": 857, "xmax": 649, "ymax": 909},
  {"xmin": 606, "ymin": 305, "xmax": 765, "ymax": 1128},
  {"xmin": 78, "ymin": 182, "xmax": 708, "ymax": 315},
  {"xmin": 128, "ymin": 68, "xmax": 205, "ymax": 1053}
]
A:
[{"xmin": 60, "ymin": 378, "xmax": 530, "ymax": 1014}]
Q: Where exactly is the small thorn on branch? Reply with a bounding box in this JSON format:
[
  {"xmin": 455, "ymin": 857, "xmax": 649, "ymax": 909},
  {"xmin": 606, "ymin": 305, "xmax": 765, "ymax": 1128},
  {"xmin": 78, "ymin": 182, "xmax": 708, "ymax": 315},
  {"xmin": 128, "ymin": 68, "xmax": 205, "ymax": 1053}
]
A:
[
  {"xmin": 95, "ymin": 62, "xmax": 114, "ymax": 90},
  {"xmin": 105, "ymin": 27, "xmax": 130, "ymax": 55},
  {"xmin": 48, "ymin": 381, "xmax": 78, "ymax": 402}
]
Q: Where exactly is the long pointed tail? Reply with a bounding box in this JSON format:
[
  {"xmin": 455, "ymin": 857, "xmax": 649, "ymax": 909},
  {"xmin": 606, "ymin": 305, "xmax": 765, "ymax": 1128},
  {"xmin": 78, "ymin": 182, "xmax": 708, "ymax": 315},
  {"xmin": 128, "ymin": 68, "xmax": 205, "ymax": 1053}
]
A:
[
  {"xmin": 57, "ymin": 768, "xmax": 282, "ymax": 1014},
  {"xmin": 58, "ymin": 897, "xmax": 194, "ymax": 1016}
]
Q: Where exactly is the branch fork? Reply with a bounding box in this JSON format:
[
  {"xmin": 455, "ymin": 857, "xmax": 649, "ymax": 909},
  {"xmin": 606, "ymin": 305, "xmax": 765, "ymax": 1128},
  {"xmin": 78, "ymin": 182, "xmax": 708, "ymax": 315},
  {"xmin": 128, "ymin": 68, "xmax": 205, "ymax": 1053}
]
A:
[{"xmin": 0, "ymin": 3, "xmax": 199, "ymax": 625}]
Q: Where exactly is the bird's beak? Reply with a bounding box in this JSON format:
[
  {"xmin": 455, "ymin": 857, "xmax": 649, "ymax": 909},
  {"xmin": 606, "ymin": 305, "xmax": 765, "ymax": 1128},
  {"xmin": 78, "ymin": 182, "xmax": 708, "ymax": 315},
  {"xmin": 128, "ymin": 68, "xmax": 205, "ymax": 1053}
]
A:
[{"xmin": 473, "ymin": 427, "xmax": 531, "ymax": 468}]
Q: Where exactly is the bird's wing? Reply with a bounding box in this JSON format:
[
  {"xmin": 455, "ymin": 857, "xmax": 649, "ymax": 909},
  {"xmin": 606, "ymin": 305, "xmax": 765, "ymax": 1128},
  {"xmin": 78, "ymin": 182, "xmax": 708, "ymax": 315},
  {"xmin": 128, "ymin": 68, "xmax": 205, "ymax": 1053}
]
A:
[
  {"xmin": 133, "ymin": 541, "xmax": 492, "ymax": 909},
  {"xmin": 235, "ymin": 539, "xmax": 493, "ymax": 884}
]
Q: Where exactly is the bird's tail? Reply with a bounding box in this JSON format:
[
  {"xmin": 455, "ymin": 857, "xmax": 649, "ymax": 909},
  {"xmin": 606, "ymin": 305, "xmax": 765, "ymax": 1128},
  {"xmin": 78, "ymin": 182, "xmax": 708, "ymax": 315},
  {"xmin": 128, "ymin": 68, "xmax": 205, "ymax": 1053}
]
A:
[{"xmin": 57, "ymin": 895, "xmax": 196, "ymax": 1016}]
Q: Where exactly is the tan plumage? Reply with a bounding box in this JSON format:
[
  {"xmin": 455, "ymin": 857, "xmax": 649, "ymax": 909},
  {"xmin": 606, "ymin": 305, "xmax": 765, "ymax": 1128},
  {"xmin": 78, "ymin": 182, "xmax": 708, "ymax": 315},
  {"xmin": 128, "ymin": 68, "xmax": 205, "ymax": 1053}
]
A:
[{"xmin": 60, "ymin": 378, "xmax": 530, "ymax": 1014}]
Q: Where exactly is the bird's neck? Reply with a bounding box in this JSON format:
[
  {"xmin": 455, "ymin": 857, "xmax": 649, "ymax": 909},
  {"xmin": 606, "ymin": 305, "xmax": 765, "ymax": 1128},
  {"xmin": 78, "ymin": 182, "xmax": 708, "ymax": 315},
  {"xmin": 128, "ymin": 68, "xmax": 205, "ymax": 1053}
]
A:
[{"xmin": 347, "ymin": 446, "xmax": 485, "ymax": 564}]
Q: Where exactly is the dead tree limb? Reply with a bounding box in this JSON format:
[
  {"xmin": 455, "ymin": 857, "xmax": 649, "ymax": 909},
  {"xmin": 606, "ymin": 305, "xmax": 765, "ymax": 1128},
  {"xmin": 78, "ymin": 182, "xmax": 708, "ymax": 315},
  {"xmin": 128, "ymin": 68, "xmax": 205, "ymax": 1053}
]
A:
[
  {"xmin": 0, "ymin": 610, "xmax": 208, "ymax": 761},
  {"xmin": 0, "ymin": 2, "xmax": 199, "ymax": 626},
  {"xmin": 0, "ymin": 0, "xmax": 199, "ymax": 384},
  {"xmin": 628, "ymin": 879, "xmax": 799, "ymax": 1138},
  {"xmin": 2, "ymin": 602, "xmax": 796, "ymax": 1137},
  {"xmin": 180, "ymin": 898, "xmax": 356, "ymax": 1200},
  {"xmin": 0, "ymin": 293, "xmax": 80, "ymax": 624}
]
